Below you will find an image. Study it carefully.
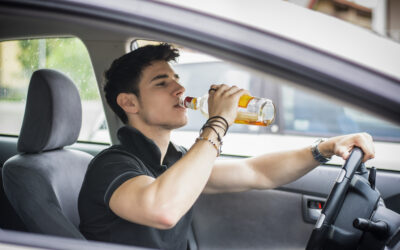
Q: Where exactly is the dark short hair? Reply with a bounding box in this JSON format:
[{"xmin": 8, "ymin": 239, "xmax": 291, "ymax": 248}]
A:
[{"xmin": 104, "ymin": 43, "xmax": 179, "ymax": 124}]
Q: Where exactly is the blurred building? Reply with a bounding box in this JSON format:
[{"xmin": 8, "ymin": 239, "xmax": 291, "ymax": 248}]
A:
[{"xmin": 287, "ymin": 0, "xmax": 400, "ymax": 43}]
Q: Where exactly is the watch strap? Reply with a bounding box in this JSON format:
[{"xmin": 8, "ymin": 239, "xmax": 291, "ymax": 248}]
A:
[{"xmin": 311, "ymin": 138, "xmax": 331, "ymax": 164}]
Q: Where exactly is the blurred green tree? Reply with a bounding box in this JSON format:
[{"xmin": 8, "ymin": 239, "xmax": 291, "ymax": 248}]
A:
[{"xmin": 18, "ymin": 38, "xmax": 99, "ymax": 100}]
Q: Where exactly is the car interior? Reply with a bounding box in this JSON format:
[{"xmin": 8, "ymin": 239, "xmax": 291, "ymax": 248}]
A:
[{"xmin": 0, "ymin": 1, "xmax": 400, "ymax": 250}]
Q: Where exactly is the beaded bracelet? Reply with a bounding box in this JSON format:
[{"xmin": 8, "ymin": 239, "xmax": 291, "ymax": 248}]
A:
[
  {"xmin": 196, "ymin": 136, "xmax": 221, "ymax": 156},
  {"xmin": 207, "ymin": 116, "xmax": 229, "ymax": 135},
  {"xmin": 197, "ymin": 116, "xmax": 229, "ymax": 156},
  {"xmin": 206, "ymin": 120, "xmax": 228, "ymax": 136},
  {"xmin": 207, "ymin": 116, "xmax": 229, "ymax": 128},
  {"xmin": 201, "ymin": 124, "xmax": 223, "ymax": 143}
]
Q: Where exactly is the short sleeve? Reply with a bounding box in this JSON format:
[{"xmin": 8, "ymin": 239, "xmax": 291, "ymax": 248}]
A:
[
  {"xmin": 177, "ymin": 145, "xmax": 188, "ymax": 154},
  {"xmin": 82, "ymin": 150, "xmax": 149, "ymax": 208},
  {"xmin": 103, "ymin": 165, "xmax": 142, "ymax": 206}
]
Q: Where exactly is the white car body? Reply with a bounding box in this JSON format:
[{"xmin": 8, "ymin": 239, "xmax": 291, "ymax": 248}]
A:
[{"xmin": 160, "ymin": 0, "xmax": 400, "ymax": 80}]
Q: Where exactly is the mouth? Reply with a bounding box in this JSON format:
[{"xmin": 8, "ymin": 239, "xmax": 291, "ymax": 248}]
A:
[
  {"xmin": 174, "ymin": 104, "xmax": 185, "ymax": 109},
  {"xmin": 175, "ymin": 98, "xmax": 185, "ymax": 108}
]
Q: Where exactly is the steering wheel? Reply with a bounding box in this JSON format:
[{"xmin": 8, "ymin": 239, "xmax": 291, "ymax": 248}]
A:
[{"xmin": 306, "ymin": 147, "xmax": 375, "ymax": 250}]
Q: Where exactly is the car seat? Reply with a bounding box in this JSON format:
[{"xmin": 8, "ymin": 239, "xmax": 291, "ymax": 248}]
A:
[{"xmin": 2, "ymin": 69, "xmax": 93, "ymax": 239}]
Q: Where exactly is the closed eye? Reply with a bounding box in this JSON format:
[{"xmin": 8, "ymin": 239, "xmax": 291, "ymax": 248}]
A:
[{"xmin": 156, "ymin": 81, "xmax": 166, "ymax": 86}]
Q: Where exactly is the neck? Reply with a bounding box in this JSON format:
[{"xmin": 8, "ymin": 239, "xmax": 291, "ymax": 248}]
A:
[{"xmin": 128, "ymin": 121, "xmax": 171, "ymax": 164}]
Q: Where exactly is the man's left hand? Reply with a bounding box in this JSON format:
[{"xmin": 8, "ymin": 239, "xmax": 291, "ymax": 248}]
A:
[{"xmin": 319, "ymin": 133, "xmax": 375, "ymax": 163}]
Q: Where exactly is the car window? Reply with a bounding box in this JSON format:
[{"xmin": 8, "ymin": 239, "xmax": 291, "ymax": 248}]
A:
[
  {"xmin": 132, "ymin": 40, "xmax": 400, "ymax": 143},
  {"xmin": 0, "ymin": 38, "xmax": 110, "ymax": 144},
  {"xmin": 282, "ymin": 86, "xmax": 400, "ymax": 141},
  {"xmin": 128, "ymin": 39, "xmax": 400, "ymax": 171}
]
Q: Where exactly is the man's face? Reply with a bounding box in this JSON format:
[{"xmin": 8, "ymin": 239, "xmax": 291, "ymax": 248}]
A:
[{"xmin": 135, "ymin": 60, "xmax": 187, "ymax": 130}]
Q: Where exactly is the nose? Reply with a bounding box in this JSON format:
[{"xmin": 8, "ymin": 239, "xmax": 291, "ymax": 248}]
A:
[{"xmin": 173, "ymin": 81, "xmax": 185, "ymax": 97}]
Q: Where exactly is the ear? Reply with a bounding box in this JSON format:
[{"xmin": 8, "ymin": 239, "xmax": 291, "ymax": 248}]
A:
[{"xmin": 116, "ymin": 93, "xmax": 139, "ymax": 115}]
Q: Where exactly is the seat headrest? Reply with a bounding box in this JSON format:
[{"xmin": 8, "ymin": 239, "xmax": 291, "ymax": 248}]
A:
[{"xmin": 18, "ymin": 69, "xmax": 82, "ymax": 153}]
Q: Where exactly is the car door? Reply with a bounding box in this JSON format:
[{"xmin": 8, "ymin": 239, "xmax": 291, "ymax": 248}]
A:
[
  {"xmin": 186, "ymin": 79, "xmax": 400, "ymax": 250},
  {"xmin": 165, "ymin": 44, "xmax": 400, "ymax": 249}
]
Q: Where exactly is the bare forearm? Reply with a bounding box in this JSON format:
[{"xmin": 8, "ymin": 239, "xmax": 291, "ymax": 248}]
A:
[
  {"xmin": 146, "ymin": 129, "xmax": 221, "ymax": 224},
  {"xmin": 246, "ymin": 146, "xmax": 319, "ymax": 189},
  {"xmin": 153, "ymin": 144, "xmax": 214, "ymax": 214},
  {"xmin": 247, "ymin": 133, "xmax": 375, "ymax": 189}
]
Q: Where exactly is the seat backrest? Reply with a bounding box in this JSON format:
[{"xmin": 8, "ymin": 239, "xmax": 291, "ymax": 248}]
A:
[
  {"xmin": 0, "ymin": 167, "xmax": 27, "ymax": 231},
  {"xmin": 2, "ymin": 69, "xmax": 93, "ymax": 239}
]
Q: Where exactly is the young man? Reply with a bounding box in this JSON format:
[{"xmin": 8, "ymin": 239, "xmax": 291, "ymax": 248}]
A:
[{"xmin": 78, "ymin": 44, "xmax": 375, "ymax": 250}]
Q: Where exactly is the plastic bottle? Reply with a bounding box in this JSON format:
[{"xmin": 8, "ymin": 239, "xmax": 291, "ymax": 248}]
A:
[{"xmin": 180, "ymin": 94, "xmax": 275, "ymax": 126}]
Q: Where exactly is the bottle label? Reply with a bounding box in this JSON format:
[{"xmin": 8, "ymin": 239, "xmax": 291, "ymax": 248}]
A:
[
  {"xmin": 184, "ymin": 96, "xmax": 197, "ymax": 110},
  {"xmin": 238, "ymin": 95, "xmax": 254, "ymax": 108}
]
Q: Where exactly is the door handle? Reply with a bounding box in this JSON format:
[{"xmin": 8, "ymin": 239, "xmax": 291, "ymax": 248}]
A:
[{"xmin": 302, "ymin": 195, "xmax": 326, "ymax": 224}]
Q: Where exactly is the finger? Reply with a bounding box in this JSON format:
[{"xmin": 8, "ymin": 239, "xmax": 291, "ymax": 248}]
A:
[
  {"xmin": 222, "ymin": 86, "xmax": 240, "ymax": 96},
  {"xmin": 360, "ymin": 146, "xmax": 373, "ymax": 162},
  {"xmin": 359, "ymin": 133, "xmax": 375, "ymax": 162},
  {"xmin": 231, "ymin": 88, "xmax": 250, "ymax": 98},
  {"xmin": 365, "ymin": 133, "xmax": 375, "ymax": 159},
  {"xmin": 345, "ymin": 133, "xmax": 374, "ymax": 162},
  {"xmin": 209, "ymin": 84, "xmax": 218, "ymax": 90},
  {"xmin": 350, "ymin": 133, "xmax": 374, "ymax": 162},
  {"xmin": 214, "ymin": 84, "xmax": 229, "ymax": 95},
  {"xmin": 336, "ymin": 145, "xmax": 351, "ymax": 160},
  {"xmin": 360, "ymin": 145, "xmax": 374, "ymax": 162},
  {"xmin": 208, "ymin": 84, "xmax": 219, "ymax": 94},
  {"xmin": 224, "ymin": 86, "xmax": 249, "ymax": 97}
]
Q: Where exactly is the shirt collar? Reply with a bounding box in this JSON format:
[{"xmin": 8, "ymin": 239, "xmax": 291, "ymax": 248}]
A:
[{"xmin": 117, "ymin": 126, "xmax": 183, "ymax": 171}]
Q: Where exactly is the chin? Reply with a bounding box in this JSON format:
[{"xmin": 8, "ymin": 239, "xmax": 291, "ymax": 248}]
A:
[
  {"xmin": 167, "ymin": 117, "xmax": 187, "ymax": 130},
  {"xmin": 173, "ymin": 119, "xmax": 188, "ymax": 129}
]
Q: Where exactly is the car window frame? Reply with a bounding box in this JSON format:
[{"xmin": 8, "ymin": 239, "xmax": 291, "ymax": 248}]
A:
[{"xmin": 0, "ymin": 36, "xmax": 109, "ymax": 144}]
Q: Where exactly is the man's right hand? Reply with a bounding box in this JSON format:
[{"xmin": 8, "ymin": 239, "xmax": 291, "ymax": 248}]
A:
[{"xmin": 207, "ymin": 84, "xmax": 250, "ymax": 126}]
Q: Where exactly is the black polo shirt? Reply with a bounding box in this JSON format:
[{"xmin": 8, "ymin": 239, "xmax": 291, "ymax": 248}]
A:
[{"xmin": 78, "ymin": 126, "xmax": 192, "ymax": 250}]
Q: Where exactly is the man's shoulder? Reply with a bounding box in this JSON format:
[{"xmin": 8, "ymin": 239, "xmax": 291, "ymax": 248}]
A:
[{"xmin": 89, "ymin": 144, "xmax": 145, "ymax": 168}]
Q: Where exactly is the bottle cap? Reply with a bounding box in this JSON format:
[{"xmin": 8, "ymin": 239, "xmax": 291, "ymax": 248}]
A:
[
  {"xmin": 181, "ymin": 96, "xmax": 196, "ymax": 109},
  {"xmin": 178, "ymin": 96, "xmax": 185, "ymax": 107}
]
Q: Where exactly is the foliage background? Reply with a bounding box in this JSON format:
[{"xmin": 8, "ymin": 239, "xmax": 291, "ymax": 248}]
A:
[{"xmin": 2, "ymin": 38, "xmax": 99, "ymax": 101}]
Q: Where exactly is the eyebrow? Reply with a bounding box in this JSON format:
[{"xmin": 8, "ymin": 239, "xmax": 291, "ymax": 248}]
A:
[{"xmin": 150, "ymin": 74, "xmax": 180, "ymax": 82}]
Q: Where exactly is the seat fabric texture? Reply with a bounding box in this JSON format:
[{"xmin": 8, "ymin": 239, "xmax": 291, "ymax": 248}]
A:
[{"xmin": 2, "ymin": 69, "xmax": 93, "ymax": 239}]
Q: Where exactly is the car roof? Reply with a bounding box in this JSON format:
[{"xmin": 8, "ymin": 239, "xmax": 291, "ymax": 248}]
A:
[
  {"xmin": 1, "ymin": 0, "xmax": 399, "ymax": 124},
  {"xmin": 157, "ymin": 0, "xmax": 400, "ymax": 81}
]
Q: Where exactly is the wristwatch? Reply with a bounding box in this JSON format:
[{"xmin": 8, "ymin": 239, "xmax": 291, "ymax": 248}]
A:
[{"xmin": 311, "ymin": 138, "xmax": 331, "ymax": 164}]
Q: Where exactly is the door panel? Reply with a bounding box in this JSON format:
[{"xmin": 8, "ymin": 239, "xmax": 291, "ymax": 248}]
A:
[
  {"xmin": 193, "ymin": 189, "xmax": 314, "ymax": 250},
  {"xmin": 192, "ymin": 164, "xmax": 400, "ymax": 249}
]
